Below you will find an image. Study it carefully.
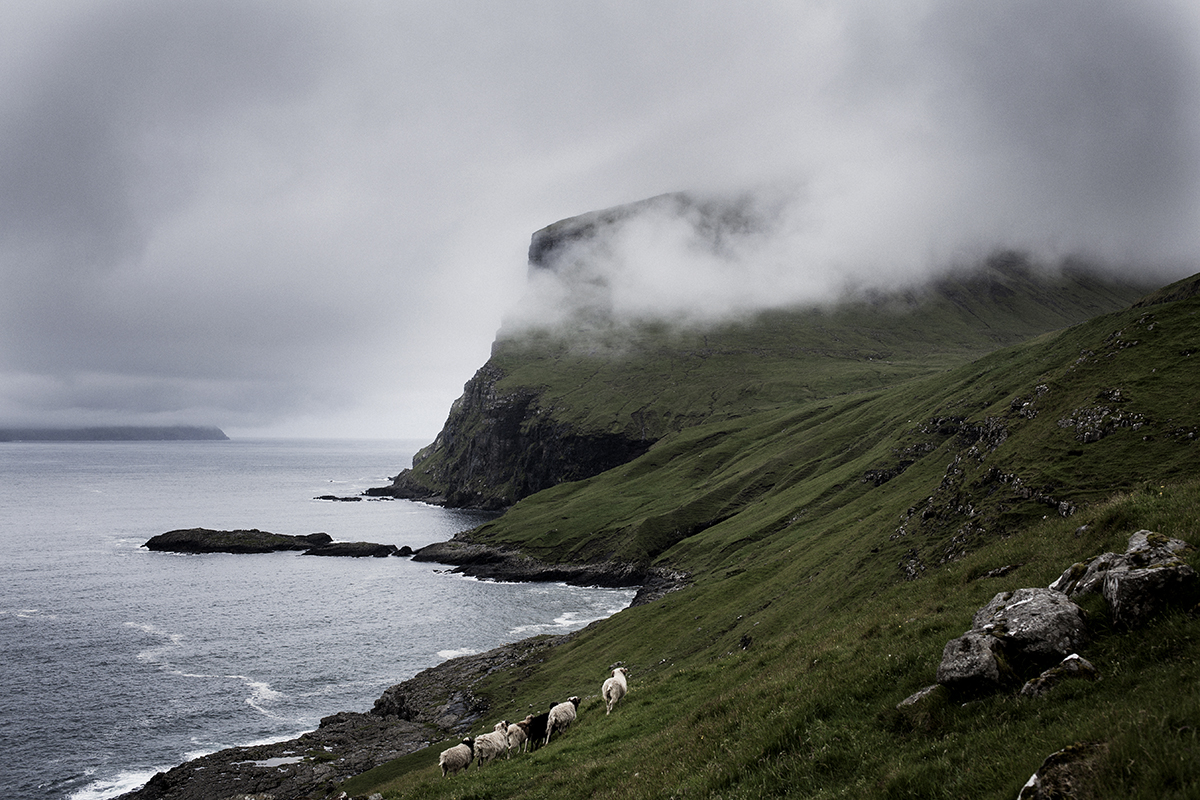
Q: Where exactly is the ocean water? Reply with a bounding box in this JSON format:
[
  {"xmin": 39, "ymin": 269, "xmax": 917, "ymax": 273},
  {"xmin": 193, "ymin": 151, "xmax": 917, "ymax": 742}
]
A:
[{"xmin": 0, "ymin": 439, "xmax": 634, "ymax": 799}]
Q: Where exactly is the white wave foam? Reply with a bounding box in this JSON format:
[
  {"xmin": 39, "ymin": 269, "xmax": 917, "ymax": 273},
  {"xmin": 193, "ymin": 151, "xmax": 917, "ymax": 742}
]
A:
[
  {"xmin": 243, "ymin": 678, "xmax": 286, "ymax": 717},
  {"xmin": 438, "ymin": 647, "xmax": 477, "ymax": 659},
  {"xmin": 68, "ymin": 767, "xmax": 160, "ymax": 800}
]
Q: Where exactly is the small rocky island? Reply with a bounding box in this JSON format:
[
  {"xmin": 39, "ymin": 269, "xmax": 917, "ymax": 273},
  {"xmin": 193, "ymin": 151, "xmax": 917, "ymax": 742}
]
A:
[{"xmin": 143, "ymin": 528, "xmax": 410, "ymax": 557}]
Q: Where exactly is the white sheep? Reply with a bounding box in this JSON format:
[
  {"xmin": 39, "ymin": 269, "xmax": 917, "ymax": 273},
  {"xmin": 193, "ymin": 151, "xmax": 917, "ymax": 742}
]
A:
[
  {"xmin": 473, "ymin": 720, "xmax": 510, "ymax": 766},
  {"xmin": 438, "ymin": 737, "xmax": 474, "ymax": 777},
  {"xmin": 544, "ymin": 696, "xmax": 581, "ymax": 745},
  {"xmin": 507, "ymin": 716, "xmax": 531, "ymax": 757},
  {"xmin": 602, "ymin": 667, "xmax": 629, "ymax": 715}
]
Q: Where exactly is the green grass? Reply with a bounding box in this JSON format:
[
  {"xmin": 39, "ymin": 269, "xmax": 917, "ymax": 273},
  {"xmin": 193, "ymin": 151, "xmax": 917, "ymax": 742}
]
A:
[
  {"xmin": 344, "ymin": 483, "xmax": 1200, "ymax": 799},
  {"xmin": 340, "ymin": 271, "xmax": 1200, "ymax": 798}
]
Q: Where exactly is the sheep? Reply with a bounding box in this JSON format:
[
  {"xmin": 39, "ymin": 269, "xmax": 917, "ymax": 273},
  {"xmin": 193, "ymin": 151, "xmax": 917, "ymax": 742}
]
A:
[
  {"xmin": 507, "ymin": 716, "xmax": 531, "ymax": 757},
  {"xmin": 438, "ymin": 737, "xmax": 474, "ymax": 777},
  {"xmin": 473, "ymin": 720, "xmax": 510, "ymax": 766},
  {"xmin": 602, "ymin": 667, "xmax": 629, "ymax": 715},
  {"xmin": 544, "ymin": 696, "xmax": 581, "ymax": 746},
  {"xmin": 526, "ymin": 709, "xmax": 550, "ymax": 751}
]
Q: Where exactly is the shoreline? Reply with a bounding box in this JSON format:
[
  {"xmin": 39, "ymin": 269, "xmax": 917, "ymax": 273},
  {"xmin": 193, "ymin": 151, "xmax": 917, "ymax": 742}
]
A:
[{"xmin": 112, "ymin": 633, "xmax": 580, "ymax": 800}]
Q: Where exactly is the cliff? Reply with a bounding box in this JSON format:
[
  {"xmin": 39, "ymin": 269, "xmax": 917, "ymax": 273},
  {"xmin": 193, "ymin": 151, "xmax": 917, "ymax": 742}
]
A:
[
  {"xmin": 116, "ymin": 191, "xmax": 1200, "ymax": 797},
  {"xmin": 369, "ymin": 197, "xmax": 1153, "ymax": 511}
]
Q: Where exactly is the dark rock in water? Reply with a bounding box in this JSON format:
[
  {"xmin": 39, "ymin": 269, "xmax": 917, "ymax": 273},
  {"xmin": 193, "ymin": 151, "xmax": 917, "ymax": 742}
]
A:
[
  {"xmin": 314, "ymin": 494, "xmax": 363, "ymax": 502},
  {"xmin": 302, "ymin": 541, "xmax": 400, "ymax": 558},
  {"xmin": 143, "ymin": 528, "xmax": 332, "ymax": 554}
]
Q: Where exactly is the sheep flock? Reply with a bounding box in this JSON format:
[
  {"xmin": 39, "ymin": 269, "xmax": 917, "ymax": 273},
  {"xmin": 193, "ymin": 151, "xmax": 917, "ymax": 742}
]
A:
[{"xmin": 437, "ymin": 665, "xmax": 630, "ymax": 778}]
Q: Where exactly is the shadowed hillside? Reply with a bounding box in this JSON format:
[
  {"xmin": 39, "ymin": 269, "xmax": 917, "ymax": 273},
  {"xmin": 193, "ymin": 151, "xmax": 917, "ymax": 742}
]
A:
[{"xmin": 343, "ymin": 271, "xmax": 1200, "ymax": 800}]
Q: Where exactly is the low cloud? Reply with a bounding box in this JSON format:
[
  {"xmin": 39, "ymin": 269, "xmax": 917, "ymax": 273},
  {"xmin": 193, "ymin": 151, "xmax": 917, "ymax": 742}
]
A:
[{"xmin": 1, "ymin": 0, "xmax": 1197, "ymax": 437}]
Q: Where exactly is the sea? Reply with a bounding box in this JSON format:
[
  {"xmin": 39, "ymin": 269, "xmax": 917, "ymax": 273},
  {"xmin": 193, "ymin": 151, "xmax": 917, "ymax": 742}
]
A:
[{"xmin": 0, "ymin": 438, "xmax": 635, "ymax": 799}]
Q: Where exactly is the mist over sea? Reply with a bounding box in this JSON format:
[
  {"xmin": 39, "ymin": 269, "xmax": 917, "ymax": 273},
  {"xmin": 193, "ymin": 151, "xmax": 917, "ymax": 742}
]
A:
[{"xmin": 0, "ymin": 439, "xmax": 634, "ymax": 800}]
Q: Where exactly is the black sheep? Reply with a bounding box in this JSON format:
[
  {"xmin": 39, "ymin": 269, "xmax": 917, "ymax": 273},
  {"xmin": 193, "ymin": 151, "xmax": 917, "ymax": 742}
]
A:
[{"xmin": 525, "ymin": 709, "xmax": 551, "ymax": 751}]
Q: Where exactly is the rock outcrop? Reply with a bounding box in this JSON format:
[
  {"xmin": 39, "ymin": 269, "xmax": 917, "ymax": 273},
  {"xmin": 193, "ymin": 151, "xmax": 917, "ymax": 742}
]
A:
[
  {"xmin": 366, "ymin": 363, "xmax": 653, "ymax": 510},
  {"xmin": 302, "ymin": 541, "xmax": 402, "ymax": 558},
  {"xmin": 412, "ymin": 534, "xmax": 689, "ymax": 606},
  {"xmin": 144, "ymin": 528, "xmax": 333, "ymax": 554},
  {"xmin": 1050, "ymin": 529, "xmax": 1197, "ymax": 627},
  {"xmin": 937, "ymin": 588, "xmax": 1088, "ymax": 696},
  {"xmin": 920, "ymin": 530, "xmax": 1196, "ymax": 704},
  {"xmin": 144, "ymin": 529, "xmax": 402, "ymax": 557}
]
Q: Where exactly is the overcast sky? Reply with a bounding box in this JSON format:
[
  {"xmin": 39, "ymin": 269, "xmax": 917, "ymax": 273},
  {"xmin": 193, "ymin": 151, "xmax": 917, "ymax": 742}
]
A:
[{"xmin": 2, "ymin": 1, "xmax": 1198, "ymax": 440}]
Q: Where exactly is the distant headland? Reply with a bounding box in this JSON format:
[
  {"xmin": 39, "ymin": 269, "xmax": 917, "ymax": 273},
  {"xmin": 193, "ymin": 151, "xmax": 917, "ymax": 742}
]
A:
[{"xmin": 0, "ymin": 425, "xmax": 229, "ymax": 442}]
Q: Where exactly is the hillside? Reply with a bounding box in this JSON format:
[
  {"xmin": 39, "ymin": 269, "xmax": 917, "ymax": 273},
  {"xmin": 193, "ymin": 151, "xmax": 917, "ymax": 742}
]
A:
[
  {"xmin": 325, "ymin": 189, "xmax": 1200, "ymax": 800},
  {"xmin": 372, "ymin": 234, "xmax": 1151, "ymax": 510},
  {"xmin": 339, "ymin": 271, "xmax": 1200, "ymax": 800}
]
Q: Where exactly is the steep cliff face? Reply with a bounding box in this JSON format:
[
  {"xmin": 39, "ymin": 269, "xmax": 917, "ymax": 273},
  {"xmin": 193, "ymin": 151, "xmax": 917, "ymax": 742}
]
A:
[
  {"xmin": 371, "ymin": 362, "xmax": 652, "ymax": 509},
  {"xmin": 370, "ymin": 195, "xmax": 1155, "ymax": 511}
]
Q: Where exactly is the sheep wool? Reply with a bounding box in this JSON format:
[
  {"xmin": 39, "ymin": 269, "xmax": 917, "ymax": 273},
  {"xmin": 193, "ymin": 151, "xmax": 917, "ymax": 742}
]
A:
[
  {"xmin": 602, "ymin": 667, "xmax": 629, "ymax": 715},
  {"xmin": 474, "ymin": 720, "xmax": 510, "ymax": 766},
  {"xmin": 544, "ymin": 696, "xmax": 581, "ymax": 746},
  {"xmin": 507, "ymin": 716, "xmax": 531, "ymax": 756},
  {"xmin": 438, "ymin": 738, "xmax": 474, "ymax": 777}
]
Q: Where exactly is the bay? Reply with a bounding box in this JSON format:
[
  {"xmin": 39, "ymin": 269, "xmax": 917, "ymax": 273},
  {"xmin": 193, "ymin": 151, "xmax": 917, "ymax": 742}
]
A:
[{"xmin": 0, "ymin": 439, "xmax": 634, "ymax": 799}]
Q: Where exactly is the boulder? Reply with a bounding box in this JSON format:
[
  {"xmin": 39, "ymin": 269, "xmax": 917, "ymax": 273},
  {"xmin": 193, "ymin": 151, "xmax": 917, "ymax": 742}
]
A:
[
  {"xmin": 1017, "ymin": 741, "xmax": 1107, "ymax": 800},
  {"xmin": 937, "ymin": 588, "xmax": 1087, "ymax": 696},
  {"xmin": 972, "ymin": 588, "xmax": 1089, "ymax": 672},
  {"xmin": 1019, "ymin": 653, "xmax": 1099, "ymax": 698},
  {"xmin": 1104, "ymin": 561, "xmax": 1197, "ymax": 627},
  {"xmin": 1049, "ymin": 530, "xmax": 1197, "ymax": 627},
  {"xmin": 936, "ymin": 630, "xmax": 1010, "ymax": 694}
]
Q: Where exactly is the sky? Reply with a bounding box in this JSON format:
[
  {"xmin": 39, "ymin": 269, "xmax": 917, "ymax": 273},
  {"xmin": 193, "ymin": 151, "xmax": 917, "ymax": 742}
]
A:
[{"xmin": 1, "ymin": 1, "xmax": 1198, "ymax": 440}]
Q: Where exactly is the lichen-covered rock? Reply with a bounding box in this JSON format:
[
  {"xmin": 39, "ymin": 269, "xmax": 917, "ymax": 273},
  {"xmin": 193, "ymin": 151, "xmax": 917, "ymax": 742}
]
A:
[
  {"xmin": 1019, "ymin": 653, "xmax": 1099, "ymax": 698},
  {"xmin": 1049, "ymin": 530, "xmax": 1197, "ymax": 626},
  {"xmin": 1049, "ymin": 551, "xmax": 1124, "ymax": 597},
  {"xmin": 896, "ymin": 684, "xmax": 944, "ymax": 709},
  {"xmin": 1017, "ymin": 741, "xmax": 1107, "ymax": 800},
  {"xmin": 1050, "ymin": 530, "xmax": 1193, "ymax": 598},
  {"xmin": 936, "ymin": 630, "xmax": 1010, "ymax": 693},
  {"xmin": 1103, "ymin": 560, "xmax": 1198, "ymax": 627},
  {"xmin": 972, "ymin": 588, "xmax": 1088, "ymax": 672}
]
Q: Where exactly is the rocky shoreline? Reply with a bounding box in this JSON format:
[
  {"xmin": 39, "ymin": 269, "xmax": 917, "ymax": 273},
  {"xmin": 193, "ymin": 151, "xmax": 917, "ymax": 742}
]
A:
[
  {"xmin": 116, "ymin": 635, "xmax": 574, "ymax": 800},
  {"xmin": 411, "ymin": 532, "xmax": 690, "ymax": 606},
  {"xmin": 115, "ymin": 538, "xmax": 688, "ymax": 800}
]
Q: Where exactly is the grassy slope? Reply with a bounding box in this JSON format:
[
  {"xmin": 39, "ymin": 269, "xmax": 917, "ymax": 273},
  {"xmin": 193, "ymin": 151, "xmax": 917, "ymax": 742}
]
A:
[{"xmin": 346, "ymin": 273, "xmax": 1200, "ymax": 799}]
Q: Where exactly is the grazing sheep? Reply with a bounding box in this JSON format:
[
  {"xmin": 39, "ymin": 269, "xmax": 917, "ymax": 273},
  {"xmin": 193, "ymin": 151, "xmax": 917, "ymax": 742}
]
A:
[
  {"xmin": 526, "ymin": 709, "xmax": 551, "ymax": 751},
  {"xmin": 507, "ymin": 716, "xmax": 531, "ymax": 757},
  {"xmin": 544, "ymin": 696, "xmax": 581, "ymax": 746},
  {"xmin": 439, "ymin": 737, "xmax": 474, "ymax": 777},
  {"xmin": 474, "ymin": 720, "xmax": 510, "ymax": 766},
  {"xmin": 602, "ymin": 667, "xmax": 629, "ymax": 715}
]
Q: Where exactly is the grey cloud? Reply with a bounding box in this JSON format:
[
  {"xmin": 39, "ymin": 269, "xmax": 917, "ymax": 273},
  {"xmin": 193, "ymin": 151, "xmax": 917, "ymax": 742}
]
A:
[{"xmin": 0, "ymin": 1, "xmax": 1197, "ymax": 437}]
